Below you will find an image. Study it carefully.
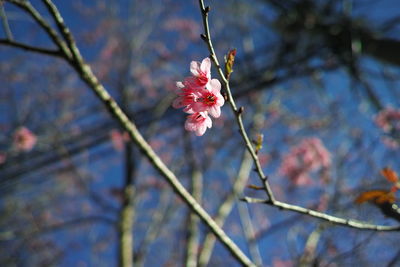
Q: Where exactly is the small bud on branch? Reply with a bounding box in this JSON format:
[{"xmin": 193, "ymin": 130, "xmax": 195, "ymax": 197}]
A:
[
  {"xmin": 237, "ymin": 106, "xmax": 244, "ymax": 115},
  {"xmin": 224, "ymin": 48, "xmax": 237, "ymax": 79},
  {"xmin": 200, "ymin": 34, "xmax": 207, "ymax": 41}
]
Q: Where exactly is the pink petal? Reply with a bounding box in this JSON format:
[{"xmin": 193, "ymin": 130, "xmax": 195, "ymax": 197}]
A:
[
  {"xmin": 190, "ymin": 61, "xmax": 200, "ymax": 76},
  {"xmin": 172, "ymin": 97, "xmax": 184, "ymax": 109},
  {"xmin": 185, "ymin": 121, "xmax": 196, "ymax": 131},
  {"xmin": 200, "ymin": 57, "xmax": 211, "ymax": 74},
  {"xmin": 209, "ymin": 79, "xmax": 221, "ymax": 93},
  {"xmin": 191, "ymin": 102, "xmax": 206, "ymax": 113},
  {"xmin": 216, "ymin": 93, "xmax": 225, "ymax": 106},
  {"xmin": 205, "ymin": 115, "xmax": 212, "ymax": 128},
  {"xmin": 195, "ymin": 124, "xmax": 207, "ymax": 136},
  {"xmin": 209, "ymin": 105, "xmax": 221, "ymax": 118}
]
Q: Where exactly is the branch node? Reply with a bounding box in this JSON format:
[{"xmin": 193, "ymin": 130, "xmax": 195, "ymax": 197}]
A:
[{"xmin": 200, "ymin": 33, "xmax": 207, "ymax": 41}]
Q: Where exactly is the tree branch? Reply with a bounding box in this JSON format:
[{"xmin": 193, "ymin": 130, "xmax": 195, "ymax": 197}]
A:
[
  {"xmin": 242, "ymin": 197, "xmax": 400, "ymax": 231},
  {"xmin": 0, "ymin": 38, "xmax": 62, "ymax": 57},
  {"xmin": 5, "ymin": 0, "xmax": 71, "ymax": 59}
]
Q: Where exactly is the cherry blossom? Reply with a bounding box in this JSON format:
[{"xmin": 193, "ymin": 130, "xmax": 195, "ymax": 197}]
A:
[
  {"xmin": 279, "ymin": 137, "xmax": 331, "ymax": 185},
  {"xmin": 186, "ymin": 57, "xmax": 211, "ymax": 89},
  {"xmin": 13, "ymin": 127, "xmax": 37, "ymax": 152},
  {"xmin": 375, "ymin": 107, "xmax": 400, "ymax": 132},
  {"xmin": 184, "ymin": 112, "xmax": 212, "ymax": 136},
  {"xmin": 172, "ymin": 57, "xmax": 224, "ymax": 136},
  {"xmin": 110, "ymin": 129, "xmax": 130, "ymax": 151},
  {"xmin": 375, "ymin": 107, "xmax": 400, "ymax": 148},
  {"xmin": 191, "ymin": 79, "xmax": 224, "ymax": 118},
  {"xmin": 172, "ymin": 81, "xmax": 198, "ymax": 113}
]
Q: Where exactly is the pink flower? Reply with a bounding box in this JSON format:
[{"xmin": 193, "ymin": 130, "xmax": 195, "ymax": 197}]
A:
[
  {"xmin": 185, "ymin": 57, "xmax": 211, "ymax": 89},
  {"xmin": 0, "ymin": 152, "xmax": 6, "ymax": 164},
  {"xmin": 279, "ymin": 137, "xmax": 331, "ymax": 186},
  {"xmin": 184, "ymin": 112, "xmax": 212, "ymax": 136},
  {"xmin": 375, "ymin": 107, "xmax": 400, "ymax": 132},
  {"xmin": 172, "ymin": 57, "xmax": 223, "ymax": 136},
  {"xmin": 191, "ymin": 79, "xmax": 224, "ymax": 118},
  {"xmin": 110, "ymin": 129, "xmax": 130, "ymax": 151},
  {"xmin": 13, "ymin": 127, "xmax": 37, "ymax": 152},
  {"xmin": 172, "ymin": 81, "xmax": 198, "ymax": 113}
]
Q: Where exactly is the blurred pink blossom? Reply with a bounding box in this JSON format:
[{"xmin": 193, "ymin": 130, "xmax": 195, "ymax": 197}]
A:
[
  {"xmin": 0, "ymin": 152, "xmax": 6, "ymax": 164},
  {"xmin": 13, "ymin": 127, "xmax": 37, "ymax": 152},
  {"xmin": 185, "ymin": 112, "xmax": 212, "ymax": 136},
  {"xmin": 375, "ymin": 107, "xmax": 400, "ymax": 148},
  {"xmin": 375, "ymin": 107, "xmax": 400, "ymax": 132},
  {"xmin": 279, "ymin": 137, "xmax": 331, "ymax": 185},
  {"xmin": 164, "ymin": 18, "xmax": 201, "ymax": 41},
  {"xmin": 110, "ymin": 129, "xmax": 130, "ymax": 151},
  {"xmin": 273, "ymin": 258, "xmax": 293, "ymax": 267}
]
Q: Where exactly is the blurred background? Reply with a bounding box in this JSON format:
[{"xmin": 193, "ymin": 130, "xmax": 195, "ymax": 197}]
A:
[{"xmin": 1, "ymin": 0, "xmax": 400, "ymax": 266}]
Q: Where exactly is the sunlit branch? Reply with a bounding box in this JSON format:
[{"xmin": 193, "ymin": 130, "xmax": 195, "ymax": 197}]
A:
[
  {"xmin": 184, "ymin": 134, "xmax": 203, "ymax": 267},
  {"xmin": 6, "ymin": 0, "xmax": 254, "ymax": 266},
  {"xmin": 242, "ymin": 197, "xmax": 400, "ymax": 231}
]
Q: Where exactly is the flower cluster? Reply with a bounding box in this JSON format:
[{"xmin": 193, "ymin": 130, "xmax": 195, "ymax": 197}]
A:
[
  {"xmin": 279, "ymin": 137, "xmax": 331, "ymax": 186},
  {"xmin": 172, "ymin": 57, "xmax": 224, "ymax": 136}
]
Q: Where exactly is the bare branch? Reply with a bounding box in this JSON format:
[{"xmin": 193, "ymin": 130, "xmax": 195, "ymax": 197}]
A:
[
  {"xmin": 242, "ymin": 197, "xmax": 400, "ymax": 231},
  {"xmin": 5, "ymin": 0, "xmax": 71, "ymax": 59},
  {"xmin": 0, "ymin": 38, "xmax": 62, "ymax": 57}
]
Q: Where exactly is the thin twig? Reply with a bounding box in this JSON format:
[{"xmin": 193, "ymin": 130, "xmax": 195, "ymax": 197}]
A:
[
  {"xmin": 0, "ymin": 1, "xmax": 13, "ymax": 39},
  {"xmin": 238, "ymin": 203, "xmax": 263, "ymax": 266},
  {"xmin": 0, "ymin": 38, "xmax": 62, "ymax": 56},
  {"xmin": 5, "ymin": 0, "xmax": 71, "ymax": 59},
  {"xmin": 197, "ymin": 0, "xmax": 275, "ymax": 204},
  {"xmin": 242, "ymin": 197, "xmax": 400, "ymax": 231}
]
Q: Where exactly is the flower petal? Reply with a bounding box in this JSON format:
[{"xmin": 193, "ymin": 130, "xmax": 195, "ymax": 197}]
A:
[
  {"xmin": 196, "ymin": 123, "xmax": 207, "ymax": 136},
  {"xmin": 205, "ymin": 115, "xmax": 212, "ymax": 128},
  {"xmin": 200, "ymin": 57, "xmax": 211, "ymax": 74},
  {"xmin": 216, "ymin": 93, "xmax": 225, "ymax": 106},
  {"xmin": 172, "ymin": 97, "xmax": 184, "ymax": 109},
  {"xmin": 209, "ymin": 105, "xmax": 221, "ymax": 118},
  {"xmin": 209, "ymin": 79, "xmax": 221, "ymax": 93},
  {"xmin": 190, "ymin": 61, "xmax": 200, "ymax": 76}
]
